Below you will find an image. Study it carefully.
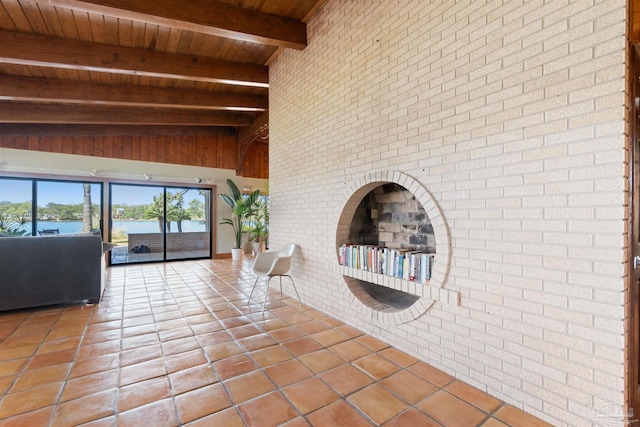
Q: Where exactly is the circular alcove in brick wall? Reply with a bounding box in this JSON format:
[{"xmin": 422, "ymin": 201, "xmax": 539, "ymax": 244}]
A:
[
  {"xmin": 335, "ymin": 171, "xmax": 451, "ymax": 324},
  {"xmin": 348, "ymin": 182, "xmax": 436, "ymax": 252}
]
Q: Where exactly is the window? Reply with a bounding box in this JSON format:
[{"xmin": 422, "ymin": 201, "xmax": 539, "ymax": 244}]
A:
[{"xmin": 0, "ymin": 177, "xmax": 102, "ymax": 236}]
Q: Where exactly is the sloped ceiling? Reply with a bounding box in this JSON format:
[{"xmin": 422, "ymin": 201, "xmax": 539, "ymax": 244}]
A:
[{"xmin": 0, "ymin": 0, "xmax": 326, "ymax": 136}]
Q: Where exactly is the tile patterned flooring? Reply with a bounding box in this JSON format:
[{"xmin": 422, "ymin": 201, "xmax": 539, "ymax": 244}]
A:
[{"xmin": 0, "ymin": 259, "xmax": 553, "ymax": 426}]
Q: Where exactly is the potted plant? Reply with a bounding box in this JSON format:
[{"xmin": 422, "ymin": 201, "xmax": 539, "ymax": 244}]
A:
[
  {"xmin": 219, "ymin": 179, "xmax": 260, "ymax": 260},
  {"xmin": 248, "ymin": 196, "xmax": 269, "ymax": 255}
]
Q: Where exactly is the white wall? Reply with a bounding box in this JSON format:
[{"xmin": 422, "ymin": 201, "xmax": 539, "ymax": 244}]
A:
[{"xmin": 269, "ymin": 1, "xmax": 628, "ymax": 425}]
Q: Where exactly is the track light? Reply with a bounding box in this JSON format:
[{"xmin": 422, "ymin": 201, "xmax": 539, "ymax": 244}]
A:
[
  {"xmin": 143, "ymin": 173, "xmax": 151, "ymax": 181},
  {"xmin": 194, "ymin": 177, "xmax": 203, "ymax": 183},
  {"xmin": 89, "ymin": 169, "xmax": 98, "ymax": 177}
]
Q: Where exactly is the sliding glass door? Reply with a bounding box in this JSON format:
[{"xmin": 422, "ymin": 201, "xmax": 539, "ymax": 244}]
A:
[
  {"xmin": 109, "ymin": 183, "xmax": 212, "ymax": 265},
  {"xmin": 165, "ymin": 186, "xmax": 211, "ymax": 261}
]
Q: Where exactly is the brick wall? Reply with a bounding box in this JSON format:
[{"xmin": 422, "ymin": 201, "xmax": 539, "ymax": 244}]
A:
[
  {"xmin": 128, "ymin": 232, "xmax": 210, "ymax": 253},
  {"xmin": 269, "ymin": 1, "xmax": 628, "ymax": 425}
]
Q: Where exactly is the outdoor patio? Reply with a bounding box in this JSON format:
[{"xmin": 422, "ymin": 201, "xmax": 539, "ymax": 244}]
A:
[{"xmin": 110, "ymin": 245, "xmax": 211, "ymax": 264}]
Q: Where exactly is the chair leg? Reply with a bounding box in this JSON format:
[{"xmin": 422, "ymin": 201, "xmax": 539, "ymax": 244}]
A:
[
  {"xmin": 262, "ymin": 276, "xmax": 274, "ymax": 312},
  {"xmin": 283, "ymin": 275, "xmax": 302, "ymax": 309},
  {"xmin": 248, "ymin": 276, "xmax": 260, "ymax": 304},
  {"xmin": 253, "ymin": 275, "xmax": 301, "ymax": 311}
]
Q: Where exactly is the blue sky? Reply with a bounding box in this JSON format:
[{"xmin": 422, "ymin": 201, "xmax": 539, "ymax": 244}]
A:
[{"xmin": 1, "ymin": 179, "xmax": 205, "ymax": 206}]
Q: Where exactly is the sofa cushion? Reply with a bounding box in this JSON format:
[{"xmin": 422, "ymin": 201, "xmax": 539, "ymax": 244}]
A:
[{"xmin": 0, "ymin": 234, "xmax": 104, "ymax": 311}]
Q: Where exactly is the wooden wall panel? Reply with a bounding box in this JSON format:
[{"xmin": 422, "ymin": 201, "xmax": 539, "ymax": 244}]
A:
[
  {"xmin": 40, "ymin": 137, "xmax": 51, "ymax": 152},
  {"xmin": 633, "ymin": 0, "xmax": 640, "ymax": 43},
  {"xmin": 65, "ymin": 137, "xmax": 72, "ymax": 153},
  {"xmin": 0, "ymin": 133, "xmax": 269, "ymax": 179},
  {"xmin": 84, "ymin": 136, "xmax": 94, "ymax": 154},
  {"xmin": 156, "ymin": 137, "xmax": 166, "ymax": 163},
  {"xmin": 241, "ymin": 141, "xmax": 269, "ymax": 179},
  {"xmin": 0, "ymin": 134, "xmax": 254, "ymax": 174},
  {"xmin": 51, "ymin": 136, "xmax": 63, "ymax": 152}
]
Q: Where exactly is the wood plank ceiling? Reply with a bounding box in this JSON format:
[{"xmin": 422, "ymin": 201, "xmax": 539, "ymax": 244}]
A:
[{"xmin": 0, "ymin": 0, "xmax": 325, "ymax": 137}]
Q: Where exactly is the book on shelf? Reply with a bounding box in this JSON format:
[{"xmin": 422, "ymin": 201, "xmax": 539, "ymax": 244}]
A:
[
  {"xmin": 339, "ymin": 243, "xmax": 435, "ymax": 283},
  {"xmin": 407, "ymin": 250, "xmax": 422, "ymax": 281}
]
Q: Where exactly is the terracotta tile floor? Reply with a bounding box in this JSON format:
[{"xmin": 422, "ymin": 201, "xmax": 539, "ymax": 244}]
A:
[{"xmin": 0, "ymin": 259, "xmax": 553, "ymax": 427}]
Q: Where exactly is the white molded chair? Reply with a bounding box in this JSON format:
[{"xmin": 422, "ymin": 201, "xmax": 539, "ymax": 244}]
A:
[{"xmin": 249, "ymin": 243, "xmax": 301, "ymax": 310}]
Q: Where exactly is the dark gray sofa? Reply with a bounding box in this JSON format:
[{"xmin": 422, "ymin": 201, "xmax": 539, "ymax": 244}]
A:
[{"xmin": 0, "ymin": 233, "xmax": 106, "ymax": 311}]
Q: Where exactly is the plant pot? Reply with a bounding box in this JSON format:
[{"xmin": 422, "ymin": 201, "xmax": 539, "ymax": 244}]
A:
[{"xmin": 231, "ymin": 248, "xmax": 243, "ymax": 261}]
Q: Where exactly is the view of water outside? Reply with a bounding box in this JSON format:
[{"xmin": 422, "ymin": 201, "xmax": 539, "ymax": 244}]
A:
[
  {"xmin": 2, "ymin": 177, "xmax": 213, "ymax": 264},
  {"xmin": 1, "ymin": 178, "xmax": 210, "ymax": 237},
  {"xmin": 110, "ymin": 183, "xmax": 209, "ymax": 236},
  {"xmin": 17, "ymin": 220, "xmax": 207, "ymax": 235}
]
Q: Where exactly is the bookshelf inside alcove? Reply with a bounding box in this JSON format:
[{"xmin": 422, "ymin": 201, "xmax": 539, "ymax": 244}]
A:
[{"xmin": 337, "ymin": 182, "xmax": 437, "ymax": 312}]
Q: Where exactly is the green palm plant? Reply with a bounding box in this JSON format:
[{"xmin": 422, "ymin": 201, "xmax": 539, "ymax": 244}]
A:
[
  {"xmin": 0, "ymin": 213, "xmax": 30, "ymax": 236},
  {"xmin": 143, "ymin": 191, "xmax": 191, "ymax": 233},
  {"xmin": 143, "ymin": 195, "xmax": 168, "ymax": 232},
  {"xmin": 219, "ymin": 179, "xmax": 260, "ymax": 249},
  {"xmin": 248, "ymin": 197, "xmax": 269, "ymax": 244}
]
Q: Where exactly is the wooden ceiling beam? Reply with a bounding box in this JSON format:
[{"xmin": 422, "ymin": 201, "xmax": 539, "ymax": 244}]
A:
[
  {"xmin": 0, "ymin": 75, "xmax": 268, "ymax": 111},
  {"xmin": 0, "ymin": 30, "xmax": 269, "ymax": 87},
  {"xmin": 0, "ymin": 124, "xmax": 236, "ymax": 137},
  {"xmin": 238, "ymin": 111, "xmax": 269, "ymax": 143},
  {"xmin": 31, "ymin": 0, "xmax": 307, "ymax": 49},
  {"xmin": 0, "ymin": 103, "xmax": 255, "ymax": 126}
]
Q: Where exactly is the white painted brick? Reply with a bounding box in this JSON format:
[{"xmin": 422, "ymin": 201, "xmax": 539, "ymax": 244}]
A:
[
  {"xmin": 269, "ymin": 1, "xmax": 626, "ymax": 425},
  {"xmin": 522, "ymin": 381, "xmax": 569, "ymax": 410}
]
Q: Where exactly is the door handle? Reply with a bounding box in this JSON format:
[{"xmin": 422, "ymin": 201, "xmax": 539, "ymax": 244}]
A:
[{"xmin": 634, "ymin": 255, "xmax": 640, "ymax": 269}]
